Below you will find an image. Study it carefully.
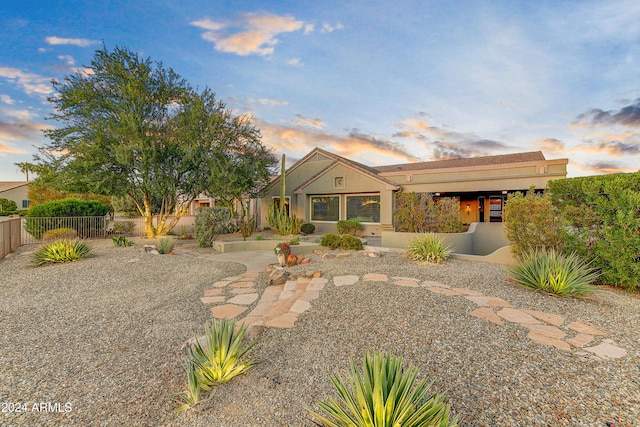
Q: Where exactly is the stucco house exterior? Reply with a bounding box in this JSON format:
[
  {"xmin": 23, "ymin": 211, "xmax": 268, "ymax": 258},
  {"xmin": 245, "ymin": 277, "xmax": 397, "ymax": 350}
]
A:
[
  {"xmin": 0, "ymin": 182, "xmax": 30, "ymax": 212},
  {"xmin": 259, "ymin": 148, "xmax": 568, "ymax": 236}
]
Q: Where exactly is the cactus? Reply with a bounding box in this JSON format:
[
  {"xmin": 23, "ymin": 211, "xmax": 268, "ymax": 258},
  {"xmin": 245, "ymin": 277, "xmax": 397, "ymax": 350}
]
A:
[{"xmin": 268, "ymin": 154, "xmax": 302, "ymax": 235}]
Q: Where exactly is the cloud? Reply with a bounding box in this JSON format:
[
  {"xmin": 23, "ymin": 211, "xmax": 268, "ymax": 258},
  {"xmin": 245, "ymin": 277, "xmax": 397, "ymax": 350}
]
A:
[
  {"xmin": 0, "ymin": 117, "xmax": 52, "ymax": 142},
  {"xmin": 0, "ymin": 141, "xmax": 26, "ymax": 155},
  {"xmin": 393, "ymin": 114, "xmax": 510, "ymax": 160},
  {"xmin": 321, "ymin": 22, "xmax": 344, "ymax": 33},
  {"xmin": 0, "ymin": 67, "xmax": 52, "ymax": 96},
  {"xmin": 535, "ymin": 138, "xmax": 565, "ymax": 155},
  {"xmin": 191, "ymin": 12, "xmax": 306, "ymax": 56},
  {"xmin": 253, "ymin": 117, "xmax": 419, "ymax": 165},
  {"xmin": 45, "ymin": 36, "xmax": 100, "ymax": 47},
  {"xmin": 577, "ymin": 138, "xmax": 640, "ymax": 157},
  {"xmin": 574, "ymin": 160, "xmax": 629, "ymax": 175},
  {"xmin": 0, "ymin": 95, "xmax": 15, "ymax": 105},
  {"xmin": 575, "ymin": 99, "xmax": 640, "ymax": 128},
  {"xmin": 286, "ymin": 58, "xmax": 303, "ymax": 67},
  {"xmin": 295, "ymin": 114, "xmax": 324, "ymax": 129}
]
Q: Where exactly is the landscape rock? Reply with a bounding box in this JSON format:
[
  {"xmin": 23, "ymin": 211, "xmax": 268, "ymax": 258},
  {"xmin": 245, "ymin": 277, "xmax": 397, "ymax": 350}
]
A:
[{"xmin": 268, "ymin": 269, "xmax": 290, "ymax": 286}]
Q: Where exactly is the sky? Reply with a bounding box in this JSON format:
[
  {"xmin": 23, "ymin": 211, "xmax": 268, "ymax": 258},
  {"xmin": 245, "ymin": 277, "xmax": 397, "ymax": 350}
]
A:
[{"xmin": 1, "ymin": 0, "xmax": 640, "ymax": 181}]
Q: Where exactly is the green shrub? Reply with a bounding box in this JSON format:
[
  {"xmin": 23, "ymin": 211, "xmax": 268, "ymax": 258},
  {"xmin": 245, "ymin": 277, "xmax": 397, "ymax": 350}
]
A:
[
  {"xmin": 407, "ymin": 233, "xmax": 452, "ymax": 263},
  {"xmin": 340, "ymin": 234, "xmax": 363, "ymax": 250},
  {"xmin": 504, "ymin": 187, "xmax": 565, "ymax": 258},
  {"xmin": 176, "ymin": 318, "xmax": 258, "ymax": 411},
  {"xmin": 25, "ymin": 198, "xmax": 110, "ymax": 239},
  {"xmin": 288, "ymin": 236, "xmax": 300, "ymax": 245},
  {"xmin": 321, "ymin": 233, "xmax": 343, "ymax": 249},
  {"xmin": 337, "ymin": 219, "xmax": 361, "ymax": 235},
  {"xmin": 112, "ymin": 236, "xmax": 133, "ymax": 247},
  {"xmin": 194, "ymin": 206, "xmax": 231, "ymax": 247},
  {"xmin": 0, "ymin": 198, "xmax": 17, "ymax": 215},
  {"xmin": 394, "ymin": 192, "xmax": 463, "ymax": 233},
  {"xmin": 308, "ymin": 350, "xmax": 459, "ymax": 427},
  {"xmin": 548, "ymin": 173, "xmax": 640, "ymax": 291},
  {"xmin": 111, "ymin": 220, "xmax": 135, "ymax": 235},
  {"xmin": 42, "ymin": 227, "xmax": 78, "ymax": 241},
  {"xmin": 157, "ymin": 237, "xmax": 175, "ymax": 254},
  {"xmin": 31, "ymin": 239, "xmax": 92, "ymax": 266},
  {"xmin": 255, "ymin": 234, "xmax": 264, "ymax": 240},
  {"xmin": 507, "ymin": 248, "xmax": 598, "ymax": 297},
  {"xmin": 300, "ymin": 222, "xmax": 315, "ymax": 235}
]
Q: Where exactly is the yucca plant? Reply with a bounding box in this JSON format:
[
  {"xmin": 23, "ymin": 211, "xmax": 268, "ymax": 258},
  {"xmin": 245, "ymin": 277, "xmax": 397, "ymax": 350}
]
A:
[
  {"xmin": 188, "ymin": 318, "xmax": 259, "ymax": 388},
  {"xmin": 407, "ymin": 233, "xmax": 452, "ymax": 264},
  {"xmin": 157, "ymin": 237, "xmax": 175, "ymax": 254},
  {"xmin": 31, "ymin": 239, "xmax": 92, "ymax": 266},
  {"xmin": 309, "ymin": 351, "xmax": 459, "ymax": 427},
  {"xmin": 507, "ymin": 247, "xmax": 599, "ymax": 297},
  {"xmin": 111, "ymin": 235, "xmax": 133, "ymax": 247},
  {"xmin": 173, "ymin": 360, "xmax": 209, "ymax": 413}
]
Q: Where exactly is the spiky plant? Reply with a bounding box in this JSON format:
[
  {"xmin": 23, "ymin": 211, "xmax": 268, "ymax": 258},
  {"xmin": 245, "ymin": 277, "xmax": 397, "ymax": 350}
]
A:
[
  {"xmin": 173, "ymin": 360, "xmax": 208, "ymax": 413},
  {"xmin": 507, "ymin": 247, "xmax": 598, "ymax": 297},
  {"xmin": 31, "ymin": 239, "xmax": 92, "ymax": 266},
  {"xmin": 112, "ymin": 236, "xmax": 133, "ymax": 247},
  {"xmin": 188, "ymin": 318, "xmax": 258, "ymax": 388},
  {"xmin": 309, "ymin": 350, "xmax": 459, "ymax": 427},
  {"xmin": 156, "ymin": 237, "xmax": 175, "ymax": 254},
  {"xmin": 407, "ymin": 233, "xmax": 452, "ymax": 264}
]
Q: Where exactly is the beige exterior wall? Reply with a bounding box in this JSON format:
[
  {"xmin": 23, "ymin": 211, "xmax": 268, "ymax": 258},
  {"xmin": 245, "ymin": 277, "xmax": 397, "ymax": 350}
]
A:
[{"xmin": 0, "ymin": 184, "xmax": 30, "ymax": 211}]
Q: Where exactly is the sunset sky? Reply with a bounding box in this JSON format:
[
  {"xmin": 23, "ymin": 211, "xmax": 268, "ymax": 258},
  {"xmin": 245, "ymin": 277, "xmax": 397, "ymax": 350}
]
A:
[{"xmin": 1, "ymin": 0, "xmax": 639, "ymax": 181}]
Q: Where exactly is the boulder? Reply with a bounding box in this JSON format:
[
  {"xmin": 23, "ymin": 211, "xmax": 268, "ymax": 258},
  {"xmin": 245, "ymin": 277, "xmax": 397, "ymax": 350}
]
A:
[{"xmin": 268, "ymin": 269, "xmax": 290, "ymax": 286}]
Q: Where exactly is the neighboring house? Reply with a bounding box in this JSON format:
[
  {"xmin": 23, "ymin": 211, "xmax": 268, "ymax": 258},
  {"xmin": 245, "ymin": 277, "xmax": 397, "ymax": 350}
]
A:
[
  {"xmin": 0, "ymin": 182, "xmax": 30, "ymax": 212},
  {"xmin": 259, "ymin": 148, "xmax": 568, "ymax": 235}
]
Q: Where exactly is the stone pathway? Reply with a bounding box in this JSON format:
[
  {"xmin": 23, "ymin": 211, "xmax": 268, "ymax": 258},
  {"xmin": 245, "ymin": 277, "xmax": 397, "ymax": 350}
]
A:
[{"xmin": 200, "ymin": 270, "xmax": 628, "ymax": 361}]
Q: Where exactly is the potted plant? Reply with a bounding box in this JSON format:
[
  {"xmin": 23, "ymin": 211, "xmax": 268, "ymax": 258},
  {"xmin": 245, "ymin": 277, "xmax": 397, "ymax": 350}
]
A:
[{"xmin": 274, "ymin": 242, "xmax": 291, "ymax": 265}]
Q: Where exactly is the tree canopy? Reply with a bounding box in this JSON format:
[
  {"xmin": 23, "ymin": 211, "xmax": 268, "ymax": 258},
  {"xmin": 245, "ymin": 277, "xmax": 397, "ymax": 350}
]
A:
[{"xmin": 39, "ymin": 45, "xmax": 275, "ymax": 236}]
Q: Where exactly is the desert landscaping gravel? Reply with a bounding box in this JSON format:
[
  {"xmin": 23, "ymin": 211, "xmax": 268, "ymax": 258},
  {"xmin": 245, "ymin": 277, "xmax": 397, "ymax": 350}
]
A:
[{"xmin": 1, "ymin": 238, "xmax": 638, "ymax": 426}]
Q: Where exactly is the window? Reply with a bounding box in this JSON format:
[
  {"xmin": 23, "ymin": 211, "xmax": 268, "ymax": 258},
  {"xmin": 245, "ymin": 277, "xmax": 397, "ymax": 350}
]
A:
[
  {"xmin": 311, "ymin": 196, "xmax": 339, "ymax": 221},
  {"xmin": 346, "ymin": 194, "xmax": 380, "ymax": 223},
  {"xmin": 22, "ymin": 200, "xmax": 30, "ymax": 209}
]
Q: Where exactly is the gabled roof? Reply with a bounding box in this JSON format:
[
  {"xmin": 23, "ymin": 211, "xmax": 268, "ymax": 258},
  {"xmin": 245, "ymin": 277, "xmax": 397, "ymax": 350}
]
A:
[
  {"xmin": 291, "ymin": 148, "xmax": 400, "ymax": 194},
  {"xmin": 0, "ymin": 181, "xmax": 29, "ymax": 193},
  {"xmin": 375, "ymin": 152, "xmax": 547, "ymax": 173}
]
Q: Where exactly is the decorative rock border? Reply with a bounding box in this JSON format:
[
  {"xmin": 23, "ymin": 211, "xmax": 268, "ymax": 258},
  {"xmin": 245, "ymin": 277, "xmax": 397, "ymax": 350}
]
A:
[{"xmin": 199, "ymin": 271, "xmax": 628, "ymax": 362}]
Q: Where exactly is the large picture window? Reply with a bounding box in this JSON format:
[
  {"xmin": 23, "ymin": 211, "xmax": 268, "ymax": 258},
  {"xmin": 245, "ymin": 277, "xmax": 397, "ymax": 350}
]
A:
[
  {"xmin": 347, "ymin": 194, "xmax": 380, "ymax": 223},
  {"xmin": 311, "ymin": 196, "xmax": 339, "ymax": 221}
]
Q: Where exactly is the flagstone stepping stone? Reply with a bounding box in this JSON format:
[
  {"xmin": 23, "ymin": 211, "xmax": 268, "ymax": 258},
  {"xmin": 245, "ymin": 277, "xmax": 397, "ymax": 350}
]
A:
[
  {"xmin": 204, "ymin": 288, "xmax": 223, "ymax": 297},
  {"xmin": 299, "ymin": 290, "xmax": 320, "ymax": 302},
  {"xmin": 363, "ymin": 273, "xmax": 388, "ymax": 282},
  {"xmin": 265, "ymin": 314, "xmax": 298, "ymax": 328},
  {"xmin": 425, "ymin": 286, "xmax": 463, "ymax": 296},
  {"xmin": 284, "ymin": 280, "xmax": 299, "ymax": 291},
  {"xmin": 211, "ymin": 304, "xmax": 247, "ymax": 319},
  {"xmin": 227, "ymin": 293, "xmax": 259, "ymax": 305},
  {"xmin": 263, "ymin": 285, "xmax": 283, "ymax": 297},
  {"xmin": 290, "ymin": 299, "xmax": 312, "ymax": 314},
  {"xmin": 527, "ymin": 331, "xmax": 571, "ymax": 352},
  {"xmin": 222, "ymin": 276, "xmax": 242, "ymax": 281},
  {"xmin": 470, "ymin": 307, "xmax": 504, "ymax": 325},
  {"xmin": 310, "ymin": 277, "xmax": 328, "ymax": 284},
  {"xmin": 421, "ymin": 280, "xmax": 450, "ymax": 288},
  {"xmin": 497, "ymin": 308, "xmax": 542, "ymax": 324},
  {"xmin": 230, "ymin": 287, "xmax": 257, "ymax": 294},
  {"xmin": 521, "ymin": 310, "xmax": 565, "ymax": 327},
  {"xmin": 230, "ymin": 281, "xmax": 255, "ymax": 288},
  {"xmin": 241, "ymin": 272, "xmax": 260, "ymax": 279},
  {"xmin": 464, "ymin": 296, "xmax": 513, "ymax": 308},
  {"xmin": 567, "ymin": 334, "xmax": 595, "ymax": 348},
  {"xmin": 394, "ymin": 279, "xmax": 420, "ymax": 287},
  {"xmin": 200, "ymin": 296, "xmax": 226, "ymax": 304},
  {"xmin": 334, "ymin": 275, "xmax": 359, "ymax": 287},
  {"xmin": 452, "ymin": 288, "xmax": 484, "ymax": 296},
  {"xmin": 567, "ymin": 321, "xmax": 607, "ymax": 336},
  {"xmin": 211, "ymin": 280, "xmax": 232, "ymax": 288},
  {"xmin": 523, "ymin": 324, "xmax": 567, "ymax": 339},
  {"xmin": 584, "ymin": 341, "xmax": 627, "ymax": 360}
]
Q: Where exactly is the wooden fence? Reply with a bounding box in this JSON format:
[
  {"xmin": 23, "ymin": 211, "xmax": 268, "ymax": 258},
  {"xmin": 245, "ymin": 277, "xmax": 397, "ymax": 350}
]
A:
[{"xmin": 0, "ymin": 217, "xmax": 22, "ymax": 260}]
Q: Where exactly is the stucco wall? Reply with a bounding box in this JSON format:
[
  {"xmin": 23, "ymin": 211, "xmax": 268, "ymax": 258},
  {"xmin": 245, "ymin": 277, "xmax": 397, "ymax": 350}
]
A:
[{"xmin": 0, "ymin": 184, "xmax": 29, "ymax": 210}]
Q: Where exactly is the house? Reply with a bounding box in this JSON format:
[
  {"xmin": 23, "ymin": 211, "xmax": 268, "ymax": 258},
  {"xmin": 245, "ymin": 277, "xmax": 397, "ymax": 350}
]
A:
[
  {"xmin": 259, "ymin": 148, "xmax": 568, "ymax": 236},
  {"xmin": 0, "ymin": 182, "xmax": 30, "ymax": 212}
]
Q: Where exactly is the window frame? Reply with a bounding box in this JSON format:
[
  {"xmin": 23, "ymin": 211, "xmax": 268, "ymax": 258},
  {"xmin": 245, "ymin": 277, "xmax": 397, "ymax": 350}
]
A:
[
  {"xmin": 310, "ymin": 195, "xmax": 341, "ymax": 222},
  {"xmin": 345, "ymin": 193, "xmax": 381, "ymax": 224}
]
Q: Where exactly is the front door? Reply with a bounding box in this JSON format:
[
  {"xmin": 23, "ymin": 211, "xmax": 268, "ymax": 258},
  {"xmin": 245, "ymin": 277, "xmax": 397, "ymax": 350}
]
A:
[{"xmin": 489, "ymin": 196, "xmax": 503, "ymax": 222}]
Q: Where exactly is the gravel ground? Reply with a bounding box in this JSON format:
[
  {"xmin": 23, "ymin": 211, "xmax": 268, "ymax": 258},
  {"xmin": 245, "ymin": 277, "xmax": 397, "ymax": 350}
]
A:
[{"xmin": 1, "ymin": 238, "xmax": 639, "ymax": 426}]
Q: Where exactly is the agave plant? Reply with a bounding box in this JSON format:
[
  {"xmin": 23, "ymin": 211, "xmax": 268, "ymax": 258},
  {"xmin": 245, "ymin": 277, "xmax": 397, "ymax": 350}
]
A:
[
  {"xmin": 507, "ymin": 247, "xmax": 599, "ymax": 297},
  {"xmin": 188, "ymin": 318, "xmax": 259, "ymax": 388},
  {"xmin": 173, "ymin": 360, "xmax": 209, "ymax": 413},
  {"xmin": 407, "ymin": 233, "xmax": 452, "ymax": 264},
  {"xmin": 309, "ymin": 350, "xmax": 459, "ymax": 427},
  {"xmin": 31, "ymin": 239, "xmax": 92, "ymax": 266}
]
